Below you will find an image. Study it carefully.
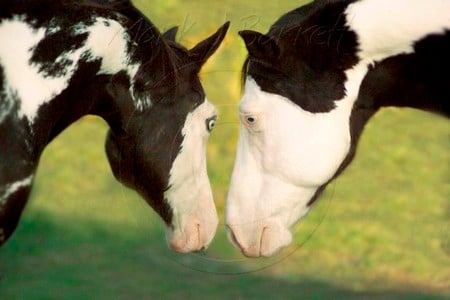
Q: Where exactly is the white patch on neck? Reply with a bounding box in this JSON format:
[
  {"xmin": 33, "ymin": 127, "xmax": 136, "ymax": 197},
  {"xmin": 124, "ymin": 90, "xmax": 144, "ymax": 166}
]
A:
[
  {"xmin": 0, "ymin": 175, "xmax": 33, "ymax": 206},
  {"xmin": 346, "ymin": 0, "xmax": 450, "ymax": 63},
  {"xmin": 0, "ymin": 16, "xmax": 140, "ymax": 122},
  {"xmin": 74, "ymin": 18, "xmax": 139, "ymax": 77},
  {"xmin": 0, "ymin": 18, "xmax": 59, "ymax": 121}
]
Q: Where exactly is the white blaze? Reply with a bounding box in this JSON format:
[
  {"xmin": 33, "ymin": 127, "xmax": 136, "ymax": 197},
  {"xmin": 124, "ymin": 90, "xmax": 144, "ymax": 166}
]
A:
[
  {"xmin": 164, "ymin": 100, "xmax": 218, "ymax": 252},
  {"xmin": 226, "ymin": 78, "xmax": 354, "ymax": 256}
]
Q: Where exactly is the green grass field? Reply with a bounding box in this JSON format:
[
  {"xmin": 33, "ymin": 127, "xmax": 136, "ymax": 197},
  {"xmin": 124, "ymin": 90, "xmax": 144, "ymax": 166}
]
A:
[{"xmin": 0, "ymin": 1, "xmax": 449, "ymax": 299}]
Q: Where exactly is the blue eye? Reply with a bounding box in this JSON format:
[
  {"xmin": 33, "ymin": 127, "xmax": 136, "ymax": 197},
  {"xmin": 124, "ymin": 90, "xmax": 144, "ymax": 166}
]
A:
[{"xmin": 206, "ymin": 116, "xmax": 217, "ymax": 132}]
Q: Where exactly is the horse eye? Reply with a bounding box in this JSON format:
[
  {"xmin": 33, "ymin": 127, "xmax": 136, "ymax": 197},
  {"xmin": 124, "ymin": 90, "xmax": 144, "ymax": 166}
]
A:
[
  {"xmin": 206, "ymin": 116, "xmax": 217, "ymax": 132},
  {"xmin": 208, "ymin": 119, "xmax": 216, "ymax": 131},
  {"xmin": 245, "ymin": 115, "xmax": 257, "ymax": 125}
]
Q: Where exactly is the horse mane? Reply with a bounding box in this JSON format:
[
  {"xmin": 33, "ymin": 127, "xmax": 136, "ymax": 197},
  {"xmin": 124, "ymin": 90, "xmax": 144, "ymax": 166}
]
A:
[
  {"xmin": 240, "ymin": 0, "xmax": 356, "ymax": 93},
  {"xmin": 240, "ymin": 57, "xmax": 250, "ymax": 92},
  {"xmin": 67, "ymin": 0, "xmax": 132, "ymax": 10},
  {"xmin": 79, "ymin": 0, "xmax": 187, "ymax": 103},
  {"xmin": 70, "ymin": 0, "xmax": 187, "ymax": 104}
]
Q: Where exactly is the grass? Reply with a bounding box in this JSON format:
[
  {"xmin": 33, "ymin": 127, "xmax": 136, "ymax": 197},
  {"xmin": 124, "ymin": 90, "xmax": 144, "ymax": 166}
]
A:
[{"xmin": 0, "ymin": 0, "xmax": 449, "ymax": 299}]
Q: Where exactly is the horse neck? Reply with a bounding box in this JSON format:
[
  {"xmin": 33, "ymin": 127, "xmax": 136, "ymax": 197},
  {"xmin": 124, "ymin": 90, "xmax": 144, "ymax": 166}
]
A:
[
  {"xmin": 19, "ymin": 16, "xmax": 149, "ymax": 154},
  {"xmin": 332, "ymin": 1, "xmax": 450, "ymax": 179},
  {"xmin": 345, "ymin": 0, "xmax": 450, "ymax": 115},
  {"xmin": 29, "ymin": 74, "xmax": 115, "ymax": 150}
]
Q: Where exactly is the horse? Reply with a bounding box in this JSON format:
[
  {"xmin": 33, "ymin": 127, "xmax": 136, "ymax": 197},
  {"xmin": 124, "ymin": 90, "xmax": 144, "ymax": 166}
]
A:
[
  {"xmin": 226, "ymin": 0, "xmax": 449, "ymax": 257},
  {"xmin": 0, "ymin": 0, "xmax": 229, "ymax": 253}
]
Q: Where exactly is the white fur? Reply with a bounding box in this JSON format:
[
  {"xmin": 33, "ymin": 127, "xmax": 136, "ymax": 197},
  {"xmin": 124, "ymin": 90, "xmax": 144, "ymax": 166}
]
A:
[
  {"xmin": 227, "ymin": 78, "xmax": 354, "ymax": 257},
  {"xmin": 227, "ymin": 0, "xmax": 450, "ymax": 257},
  {"xmin": 346, "ymin": 0, "xmax": 450, "ymax": 62},
  {"xmin": 74, "ymin": 18, "xmax": 139, "ymax": 78},
  {"xmin": 0, "ymin": 18, "xmax": 62, "ymax": 121},
  {"xmin": 73, "ymin": 18, "xmax": 143, "ymax": 109},
  {"xmin": 0, "ymin": 17, "xmax": 140, "ymax": 122},
  {"xmin": 164, "ymin": 100, "xmax": 218, "ymax": 252},
  {"xmin": 0, "ymin": 175, "xmax": 33, "ymax": 206}
]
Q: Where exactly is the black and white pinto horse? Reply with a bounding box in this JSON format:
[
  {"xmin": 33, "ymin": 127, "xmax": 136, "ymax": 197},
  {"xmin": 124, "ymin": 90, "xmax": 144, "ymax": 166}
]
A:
[
  {"xmin": 227, "ymin": 0, "xmax": 449, "ymax": 257},
  {"xmin": 0, "ymin": 0, "xmax": 229, "ymax": 253}
]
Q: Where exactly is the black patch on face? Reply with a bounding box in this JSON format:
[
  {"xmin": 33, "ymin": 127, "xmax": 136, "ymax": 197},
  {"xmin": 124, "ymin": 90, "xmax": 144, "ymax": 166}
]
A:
[
  {"xmin": 105, "ymin": 87, "xmax": 205, "ymax": 225},
  {"xmin": 30, "ymin": 31, "xmax": 89, "ymax": 77},
  {"xmin": 243, "ymin": 1, "xmax": 359, "ymax": 113},
  {"xmin": 105, "ymin": 60, "xmax": 206, "ymax": 224},
  {"xmin": 107, "ymin": 19, "xmax": 229, "ymax": 224}
]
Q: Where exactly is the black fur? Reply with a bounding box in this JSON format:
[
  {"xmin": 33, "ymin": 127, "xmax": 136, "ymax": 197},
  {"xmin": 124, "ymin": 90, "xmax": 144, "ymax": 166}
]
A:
[
  {"xmin": 241, "ymin": 0, "xmax": 359, "ymax": 113},
  {"xmin": 31, "ymin": 31, "xmax": 89, "ymax": 77}
]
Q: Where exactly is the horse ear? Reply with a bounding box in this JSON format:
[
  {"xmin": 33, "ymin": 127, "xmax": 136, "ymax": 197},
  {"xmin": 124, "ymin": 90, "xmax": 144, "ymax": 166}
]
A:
[
  {"xmin": 162, "ymin": 26, "xmax": 178, "ymax": 42},
  {"xmin": 189, "ymin": 21, "xmax": 230, "ymax": 69},
  {"xmin": 239, "ymin": 30, "xmax": 279, "ymax": 61}
]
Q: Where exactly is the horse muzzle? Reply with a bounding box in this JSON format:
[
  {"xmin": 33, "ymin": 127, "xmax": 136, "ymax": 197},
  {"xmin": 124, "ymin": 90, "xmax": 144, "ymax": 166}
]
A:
[
  {"xmin": 226, "ymin": 218, "xmax": 292, "ymax": 258},
  {"xmin": 166, "ymin": 212, "xmax": 218, "ymax": 253}
]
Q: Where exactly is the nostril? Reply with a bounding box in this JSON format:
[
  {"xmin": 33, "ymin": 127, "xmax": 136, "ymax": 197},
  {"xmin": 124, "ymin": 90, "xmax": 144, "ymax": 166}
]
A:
[
  {"xmin": 260, "ymin": 226, "xmax": 267, "ymax": 257},
  {"xmin": 230, "ymin": 231, "xmax": 239, "ymax": 247},
  {"xmin": 226, "ymin": 225, "xmax": 244, "ymax": 251},
  {"xmin": 195, "ymin": 223, "xmax": 206, "ymax": 251},
  {"xmin": 197, "ymin": 223, "xmax": 201, "ymax": 243},
  {"xmin": 194, "ymin": 246, "xmax": 206, "ymax": 253}
]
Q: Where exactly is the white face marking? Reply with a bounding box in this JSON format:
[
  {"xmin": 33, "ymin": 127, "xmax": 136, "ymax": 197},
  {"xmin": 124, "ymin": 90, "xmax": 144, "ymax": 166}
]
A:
[
  {"xmin": 0, "ymin": 16, "xmax": 140, "ymax": 122},
  {"xmin": 0, "ymin": 175, "xmax": 33, "ymax": 206},
  {"xmin": 226, "ymin": 78, "xmax": 354, "ymax": 257},
  {"xmin": 164, "ymin": 100, "xmax": 218, "ymax": 252}
]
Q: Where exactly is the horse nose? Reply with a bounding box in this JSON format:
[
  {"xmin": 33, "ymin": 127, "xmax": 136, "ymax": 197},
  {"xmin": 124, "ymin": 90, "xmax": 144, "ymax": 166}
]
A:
[
  {"xmin": 168, "ymin": 223, "xmax": 204, "ymax": 253},
  {"xmin": 226, "ymin": 221, "xmax": 293, "ymax": 258},
  {"xmin": 167, "ymin": 215, "xmax": 218, "ymax": 253},
  {"xmin": 226, "ymin": 224, "xmax": 262, "ymax": 257}
]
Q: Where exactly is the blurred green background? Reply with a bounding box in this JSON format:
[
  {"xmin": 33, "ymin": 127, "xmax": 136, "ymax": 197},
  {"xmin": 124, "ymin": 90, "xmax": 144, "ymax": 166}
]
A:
[{"xmin": 0, "ymin": 1, "xmax": 449, "ymax": 299}]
